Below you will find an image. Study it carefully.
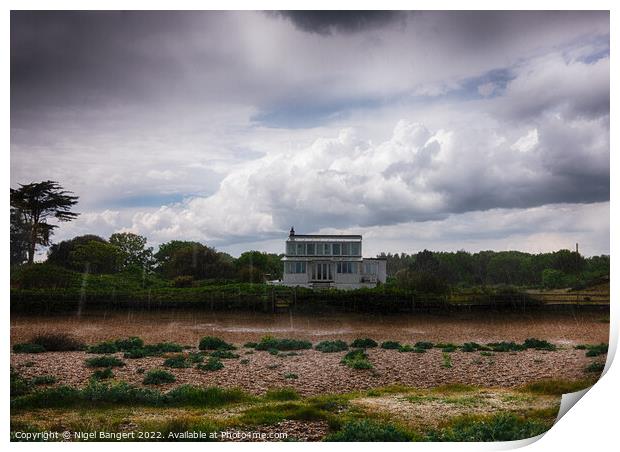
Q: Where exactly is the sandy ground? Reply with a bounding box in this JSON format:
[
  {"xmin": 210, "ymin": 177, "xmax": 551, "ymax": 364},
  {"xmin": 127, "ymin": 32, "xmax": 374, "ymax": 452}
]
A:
[
  {"xmin": 10, "ymin": 346, "xmax": 602, "ymax": 397},
  {"xmin": 10, "ymin": 310, "xmax": 610, "ymax": 345}
]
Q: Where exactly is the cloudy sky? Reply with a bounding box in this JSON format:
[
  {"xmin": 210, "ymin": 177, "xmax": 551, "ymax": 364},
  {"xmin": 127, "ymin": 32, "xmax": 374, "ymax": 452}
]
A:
[{"xmin": 11, "ymin": 11, "xmax": 610, "ymax": 257}]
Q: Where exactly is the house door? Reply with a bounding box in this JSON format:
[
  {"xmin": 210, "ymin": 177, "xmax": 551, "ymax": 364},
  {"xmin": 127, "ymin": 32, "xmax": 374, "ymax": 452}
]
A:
[{"xmin": 314, "ymin": 262, "xmax": 332, "ymax": 281}]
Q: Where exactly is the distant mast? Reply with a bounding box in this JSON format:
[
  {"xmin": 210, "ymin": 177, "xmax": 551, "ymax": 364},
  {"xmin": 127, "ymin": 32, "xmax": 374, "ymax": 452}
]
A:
[{"xmin": 576, "ymin": 243, "xmax": 579, "ymax": 254}]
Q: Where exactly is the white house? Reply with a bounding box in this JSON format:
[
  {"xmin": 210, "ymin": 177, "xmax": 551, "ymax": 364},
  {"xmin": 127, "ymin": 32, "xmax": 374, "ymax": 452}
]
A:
[{"xmin": 280, "ymin": 227, "xmax": 387, "ymax": 289}]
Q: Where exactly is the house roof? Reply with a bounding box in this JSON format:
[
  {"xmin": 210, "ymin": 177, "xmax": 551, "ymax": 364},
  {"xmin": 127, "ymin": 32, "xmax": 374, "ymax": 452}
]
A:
[{"xmin": 288, "ymin": 234, "xmax": 362, "ymax": 239}]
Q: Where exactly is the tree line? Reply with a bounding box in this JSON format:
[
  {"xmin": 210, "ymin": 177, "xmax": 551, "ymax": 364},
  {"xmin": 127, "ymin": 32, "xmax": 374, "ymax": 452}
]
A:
[{"xmin": 10, "ymin": 181, "xmax": 610, "ymax": 291}]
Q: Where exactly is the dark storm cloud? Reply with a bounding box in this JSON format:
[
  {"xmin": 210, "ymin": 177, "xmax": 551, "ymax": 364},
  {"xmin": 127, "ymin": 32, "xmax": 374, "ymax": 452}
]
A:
[
  {"xmin": 274, "ymin": 10, "xmax": 406, "ymax": 34},
  {"xmin": 10, "ymin": 11, "xmax": 609, "ymax": 254}
]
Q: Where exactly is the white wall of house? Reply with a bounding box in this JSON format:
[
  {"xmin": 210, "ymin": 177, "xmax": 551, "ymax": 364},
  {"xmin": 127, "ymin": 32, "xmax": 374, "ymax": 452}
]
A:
[{"xmin": 279, "ymin": 233, "xmax": 387, "ymax": 289}]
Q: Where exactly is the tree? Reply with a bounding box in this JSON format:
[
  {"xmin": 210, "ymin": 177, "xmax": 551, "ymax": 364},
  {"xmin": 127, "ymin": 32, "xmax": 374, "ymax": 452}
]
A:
[
  {"xmin": 10, "ymin": 181, "xmax": 79, "ymax": 264},
  {"xmin": 154, "ymin": 240, "xmax": 235, "ymax": 279},
  {"xmin": 109, "ymin": 232, "xmax": 154, "ymax": 272},
  {"xmin": 47, "ymin": 235, "xmax": 107, "ymax": 269},
  {"xmin": 10, "ymin": 207, "xmax": 29, "ymax": 266},
  {"xmin": 69, "ymin": 240, "xmax": 122, "ymax": 274}
]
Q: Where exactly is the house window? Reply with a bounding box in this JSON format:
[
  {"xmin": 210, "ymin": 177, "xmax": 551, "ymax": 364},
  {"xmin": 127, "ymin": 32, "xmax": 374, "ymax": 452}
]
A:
[
  {"xmin": 337, "ymin": 262, "xmax": 358, "ymax": 274},
  {"xmin": 332, "ymin": 243, "xmax": 341, "ymax": 255},
  {"xmin": 286, "ymin": 262, "xmax": 306, "ymax": 274},
  {"xmin": 342, "ymin": 243, "xmax": 350, "ymax": 256},
  {"xmin": 351, "ymin": 242, "xmax": 360, "ymax": 256},
  {"xmin": 323, "ymin": 243, "xmax": 331, "ymax": 255},
  {"xmin": 307, "ymin": 243, "xmax": 315, "ymax": 255},
  {"xmin": 286, "ymin": 242, "xmax": 295, "ymax": 255},
  {"xmin": 317, "ymin": 243, "xmax": 324, "ymax": 255},
  {"xmin": 364, "ymin": 262, "xmax": 377, "ymax": 274},
  {"xmin": 296, "ymin": 243, "xmax": 305, "ymax": 255}
]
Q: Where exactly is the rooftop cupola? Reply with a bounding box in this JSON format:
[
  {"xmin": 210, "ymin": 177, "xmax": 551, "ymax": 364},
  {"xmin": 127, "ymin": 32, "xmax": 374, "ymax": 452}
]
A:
[{"xmin": 289, "ymin": 226, "xmax": 295, "ymax": 237}]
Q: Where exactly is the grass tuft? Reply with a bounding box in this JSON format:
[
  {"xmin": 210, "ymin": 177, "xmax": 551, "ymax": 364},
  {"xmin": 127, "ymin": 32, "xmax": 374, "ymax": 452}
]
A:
[
  {"xmin": 315, "ymin": 340, "xmax": 348, "ymax": 353},
  {"xmin": 350, "ymin": 338, "xmax": 378, "ymax": 349},
  {"xmin": 143, "ymin": 369, "xmax": 176, "ymax": 385},
  {"xmin": 198, "ymin": 336, "xmax": 236, "ymax": 351},
  {"xmin": 85, "ymin": 355, "xmax": 125, "ymax": 368}
]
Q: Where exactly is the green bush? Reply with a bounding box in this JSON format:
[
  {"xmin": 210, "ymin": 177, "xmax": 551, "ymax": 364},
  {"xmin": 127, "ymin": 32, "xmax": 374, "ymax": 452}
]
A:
[
  {"xmin": 315, "ymin": 340, "xmax": 348, "ymax": 353},
  {"xmin": 350, "ymin": 338, "xmax": 378, "ymax": 349},
  {"xmin": 487, "ymin": 342, "xmax": 525, "ymax": 352},
  {"xmin": 85, "ymin": 355, "xmax": 125, "ymax": 368},
  {"xmin": 381, "ymin": 341, "xmax": 401, "ymax": 350},
  {"xmin": 435, "ymin": 343, "xmax": 458, "ymax": 352},
  {"xmin": 11, "ymin": 263, "xmax": 80, "ymax": 289},
  {"xmin": 210, "ymin": 350, "xmax": 239, "ymax": 359},
  {"xmin": 244, "ymin": 342, "xmax": 258, "ymax": 348},
  {"xmin": 163, "ymin": 354, "xmax": 190, "ymax": 368},
  {"xmin": 341, "ymin": 349, "xmax": 373, "ymax": 369},
  {"xmin": 284, "ymin": 373, "xmax": 298, "ymax": 379},
  {"xmin": 324, "ymin": 419, "xmax": 413, "ymax": 442},
  {"xmin": 198, "ymin": 336, "xmax": 236, "ymax": 351},
  {"xmin": 114, "ymin": 337, "xmax": 144, "ymax": 351},
  {"xmin": 91, "ymin": 367, "xmax": 114, "ymax": 380},
  {"xmin": 584, "ymin": 343, "xmax": 608, "ymax": 357},
  {"xmin": 11, "ymin": 368, "xmax": 32, "ymax": 396},
  {"xmin": 586, "ymin": 362, "xmax": 605, "ymax": 373},
  {"xmin": 31, "ymin": 333, "xmax": 85, "ymax": 351},
  {"xmin": 124, "ymin": 348, "xmax": 149, "ymax": 359},
  {"xmin": 196, "ymin": 357, "xmax": 224, "ymax": 371},
  {"xmin": 461, "ymin": 342, "xmax": 491, "ymax": 352},
  {"xmin": 523, "ymin": 338, "xmax": 556, "ymax": 351},
  {"xmin": 88, "ymin": 341, "xmax": 118, "ymax": 354},
  {"xmin": 30, "ymin": 375, "xmax": 57, "ymax": 385},
  {"xmin": 255, "ymin": 336, "xmax": 312, "ymax": 351},
  {"xmin": 397, "ymin": 344, "xmax": 425, "ymax": 353},
  {"xmin": 187, "ymin": 352, "xmax": 205, "ymax": 363},
  {"xmin": 414, "ymin": 341, "xmax": 434, "ymax": 350},
  {"xmin": 13, "ymin": 343, "xmax": 46, "ymax": 353},
  {"xmin": 143, "ymin": 369, "xmax": 176, "ymax": 385}
]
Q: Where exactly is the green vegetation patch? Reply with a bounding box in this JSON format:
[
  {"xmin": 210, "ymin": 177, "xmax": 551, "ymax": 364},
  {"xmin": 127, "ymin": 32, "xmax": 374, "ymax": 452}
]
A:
[
  {"xmin": 315, "ymin": 340, "xmax": 349, "ymax": 353},
  {"xmin": 426, "ymin": 412, "xmax": 550, "ymax": 441},
  {"xmin": 30, "ymin": 333, "xmax": 85, "ymax": 351},
  {"xmin": 523, "ymin": 338, "xmax": 557, "ymax": 351},
  {"xmin": 486, "ymin": 341, "xmax": 525, "ymax": 352},
  {"xmin": 13, "ymin": 343, "xmax": 46, "ymax": 354},
  {"xmin": 435, "ymin": 343, "xmax": 458, "ymax": 352},
  {"xmin": 196, "ymin": 357, "xmax": 224, "ymax": 372},
  {"xmin": 585, "ymin": 362, "xmax": 605, "ymax": 373},
  {"xmin": 442, "ymin": 352, "xmax": 453, "ymax": 368},
  {"xmin": 350, "ymin": 338, "xmax": 378, "ymax": 349},
  {"xmin": 238, "ymin": 402, "xmax": 328, "ymax": 426},
  {"xmin": 264, "ymin": 388, "xmax": 300, "ymax": 401},
  {"xmin": 520, "ymin": 379, "xmax": 593, "ymax": 396},
  {"xmin": 88, "ymin": 341, "xmax": 118, "ymax": 354},
  {"xmin": 163, "ymin": 354, "xmax": 191, "ymax": 368},
  {"xmin": 255, "ymin": 336, "xmax": 312, "ymax": 351},
  {"xmin": 30, "ymin": 375, "xmax": 57, "ymax": 385},
  {"xmin": 585, "ymin": 343, "xmax": 608, "ymax": 357},
  {"xmin": 198, "ymin": 336, "xmax": 236, "ymax": 351},
  {"xmin": 114, "ymin": 337, "xmax": 145, "ymax": 351},
  {"xmin": 380, "ymin": 341, "xmax": 402, "ymax": 350},
  {"xmin": 143, "ymin": 369, "xmax": 176, "ymax": 385},
  {"xmin": 85, "ymin": 355, "xmax": 125, "ymax": 368},
  {"xmin": 341, "ymin": 349, "xmax": 373, "ymax": 369},
  {"xmin": 210, "ymin": 350, "xmax": 239, "ymax": 359},
  {"xmin": 325, "ymin": 419, "xmax": 415, "ymax": 442},
  {"xmin": 91, "ymin": 368, "xmax": 114, "ymax": 381},
  {"xmin": 11, "ymin": 381, "xmax": 248, "ymax": 409},
  {"xmin": 414, "ymin": 341, "xmax": 434, "ymax": 350},
  {"xmin": 460, "ymin": 342, "xmax": 491, "ymax": 352},
  {"xmin": 10, "ymin": 368, "xmax": 32, "ymax": 397}
]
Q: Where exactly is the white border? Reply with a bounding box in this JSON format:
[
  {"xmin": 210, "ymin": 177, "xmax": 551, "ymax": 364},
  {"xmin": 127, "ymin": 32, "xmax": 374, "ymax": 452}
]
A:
[{"xmin": 4, "ymin": 2, "xmax": 616, "ymax": 451}]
